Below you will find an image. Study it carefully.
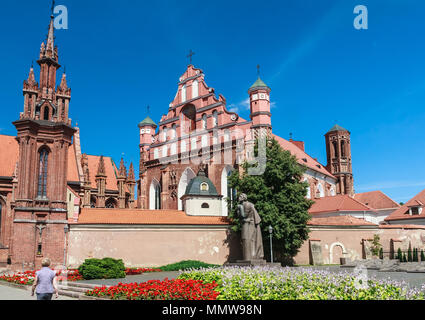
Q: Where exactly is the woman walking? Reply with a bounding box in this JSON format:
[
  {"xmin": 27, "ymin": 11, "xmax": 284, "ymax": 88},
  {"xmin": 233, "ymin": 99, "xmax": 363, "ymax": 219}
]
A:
[{"xmin": 31, "ymin": 258, "xmax": 59, "ymax": 300}]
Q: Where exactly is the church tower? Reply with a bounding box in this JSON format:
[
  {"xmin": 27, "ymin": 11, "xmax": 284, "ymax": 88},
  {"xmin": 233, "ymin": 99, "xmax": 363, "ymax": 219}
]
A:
[
  {"xmin": 248, "ymin": 71, "xmax": 272, "ymax": 139},
  {"xmin": 11, "ymin": 12, "xmax": 75, "ymax": 269},
  {"xmin": 138, "ymin": 116, "xmax": 157, "ymax": 208},
  {"xmin": 325, "ymin": 124, "xmax": 354, "ymax": 196}
]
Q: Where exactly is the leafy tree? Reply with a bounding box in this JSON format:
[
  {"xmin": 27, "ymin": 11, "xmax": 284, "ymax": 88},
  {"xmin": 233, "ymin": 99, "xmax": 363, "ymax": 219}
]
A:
[
  {"xmin": 370, "ymin": 234, "xmax": 382, "ymax": 257},
  {"xmin": 228, "ymin": 138, "xmax": 313, "ymax": 265},
  {"xmin": 397, "ymin": 248, "xmax": 403, "ymax": 262}
]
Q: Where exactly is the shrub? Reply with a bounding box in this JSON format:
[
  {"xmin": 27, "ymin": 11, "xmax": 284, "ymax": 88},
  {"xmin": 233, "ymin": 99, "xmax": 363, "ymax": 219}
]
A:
[
  {"xmin": 413, "ymin": 248, "xmax": 418, "ymax": 262},
  {"xmin": 421, "ymin": 250, "xmax": 425, "ymax": 262},
  {"xmin": 397, "ymin": 248, "xmax": 403, "ymax": 262},
  {"xmin": 379, "ymin": 247, "xmax": 384, "ymax": 259},
  {"xmin": 159, "ymin": 260, "xmax": 220, "ymax": 271},
  {"xmin": 78, "ymin": 258, "xmax": 126, "ymax": 280},
  {"xmin": 403, "ymin": 253, "xmax": 407, "ymax": 263},
  {"xmin": 408, "ymin": 246, "xmax": 413, "ymax": 262}
]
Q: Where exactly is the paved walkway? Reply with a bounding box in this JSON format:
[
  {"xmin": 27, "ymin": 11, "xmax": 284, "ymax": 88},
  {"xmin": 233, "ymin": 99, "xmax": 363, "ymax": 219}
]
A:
[
  {"xmin": 75, "ymin": 271, "xmax": 180, "ymax": 287},
  {"xmin": 0, "ymin": 284, "xmax": 76, "ymax": 300}
]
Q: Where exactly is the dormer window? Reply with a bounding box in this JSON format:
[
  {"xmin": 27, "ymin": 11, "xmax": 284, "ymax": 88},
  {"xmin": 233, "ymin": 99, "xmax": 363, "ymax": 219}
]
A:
[{"xmin": 408, "ymin": 201, "xmax": 423, "ymax": 215}]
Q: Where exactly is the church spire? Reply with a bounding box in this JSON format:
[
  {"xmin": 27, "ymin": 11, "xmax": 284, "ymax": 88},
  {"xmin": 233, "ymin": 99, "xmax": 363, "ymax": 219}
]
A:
[{"xmin": 118, "ymin": 158, "xmax": 127, "ymax": 178}]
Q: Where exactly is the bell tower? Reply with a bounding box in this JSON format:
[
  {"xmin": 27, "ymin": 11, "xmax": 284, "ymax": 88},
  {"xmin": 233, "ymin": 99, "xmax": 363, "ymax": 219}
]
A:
[
  {"xmin": 11, "ymin": 11, "xmax": 75, "ymax": 269},
  {"xmin": 137, "ymin": 115, "xmax": 157, "ymax": 208},
  {"xmin": 248, "ymin": 66, "xmax": 272, "ymax": 139},
  {"xmin": 325, "ymin": 124, "xmax": 354, "ymax": 196}
]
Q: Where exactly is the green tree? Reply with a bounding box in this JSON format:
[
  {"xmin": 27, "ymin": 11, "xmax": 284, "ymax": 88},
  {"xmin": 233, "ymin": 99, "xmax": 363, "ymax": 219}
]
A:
[
  {"xmin": 421, "ymin": 250, "xmax": 425, "ymax": 262},
  {"xmin": 408, "ymin": 244, "xmax": 413, "ymax": 262},
  {"xmin": 413, "ymin": 248, "xmax": 418, "ymax": 262},
  {"xmin": 370, "ymin": 234, "xmax": 382, "ymax": 257},
  {"xmin": 228, "ymin": 138, "xmax": 313, "ymax": 265},
  {"xmin": 397, "ymin": 248, "xmax": 403, "ymax": 262},
  {"xmin": 403, "ymin": 252, "xmax": 407, "ymax": 263}
]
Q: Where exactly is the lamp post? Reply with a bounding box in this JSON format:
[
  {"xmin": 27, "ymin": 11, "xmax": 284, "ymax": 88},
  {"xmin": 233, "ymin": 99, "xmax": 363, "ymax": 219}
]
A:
[
  {"xmin": 268, "ymin": 225, "xmax": 273, "ymax": 263},
  {"xmin": 63, "ymin": 225, "xmax": 69, "ymax": 268}
]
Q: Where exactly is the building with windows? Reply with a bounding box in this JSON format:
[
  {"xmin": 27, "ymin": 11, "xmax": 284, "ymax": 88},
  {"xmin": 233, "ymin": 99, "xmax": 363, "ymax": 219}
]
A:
[{"xmin": 0, "ymin": 11, "xmax": 414, "ymax": 270}]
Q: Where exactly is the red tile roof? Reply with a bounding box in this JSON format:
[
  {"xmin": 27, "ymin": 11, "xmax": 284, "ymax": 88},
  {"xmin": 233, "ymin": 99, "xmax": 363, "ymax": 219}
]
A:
[
  {"xmin": 354, "ymin": 191, "xmax": 400, "ymax": 210},
  {"xmin": 67, "ymin": 143, "xmax": 80, "ymax": 182},
  {"xmin": 308, "ymin": 216, "xmax": 377, "ymax": 226},
  {"xmin": 86, "ymin": 155, "xmax": 119, "ymax": 191},
  {"xmin": 309, "ymin": 194, "xmax": 373, "ymax": 214},
  {"xmin": 379, "ymin": 224, "xmax": 425, "ymax": 230},
  {"xmin": 385, "ymin": 189, "xmax": 425, "ymax": 221},
  {"xmin": 273, "ymin": 134, "xmax": 334, "ymax": 178},
  {"xmin": 76, "ymin": 208, "xmax": 231, "ymax": 225},
  {"xmin": 0, "ymin": 135, "xmax": 19, "ymax": 177}
]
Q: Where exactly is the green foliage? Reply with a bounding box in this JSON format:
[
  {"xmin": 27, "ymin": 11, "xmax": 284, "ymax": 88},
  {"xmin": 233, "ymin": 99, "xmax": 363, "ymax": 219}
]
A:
[
  {"xmin": 379, "ymin": 247, "xmax": 384, "ymax": 259},
  {"xmin": 408, "ymin": 244, "xmax": 413, "ymax": 262},
  {"xmin": 413, "ymin": 248, "xmax": 418, "ymax": 262},
  {"xmin": 421, "ymin": 250, "xmax": 425, "ymax": 262},
  {"xmin": 159, "ymin": 260, "xmax": 220, "ymax": 271},
  {"xmin": 403, "ymin": 253, "xmax": 407, "ymax": 263},
  {"xmin": 227, "ymin": 138, "xmax": 313, "ymax": 264},
  {"xmin": 397, "ymin": 248, "xmax": 403, "ymax": 262},
  {"xmin": 370, "ymin": 234, "xmax": 382, "ymax": 257},
  {"xmin": 78, "ymin": 257, "xmax": 126, "ymax": 280}
]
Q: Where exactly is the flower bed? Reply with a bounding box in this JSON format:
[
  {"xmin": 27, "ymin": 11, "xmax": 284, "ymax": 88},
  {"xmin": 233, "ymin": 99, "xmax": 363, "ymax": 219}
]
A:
[
  {"xmin": 85, "ymin": 278, "xmax": 220, "ymax": 300},
  {"xmin": 0, "ymin": 269, "xmax": 83, "ymax": 286},
  {"xmin": 125, "ymin": 268, "xmax": 162, "ymax": 276},
  {"xmin": 178, "ymin": 266, "xmax": 425, "ymax": 300}
]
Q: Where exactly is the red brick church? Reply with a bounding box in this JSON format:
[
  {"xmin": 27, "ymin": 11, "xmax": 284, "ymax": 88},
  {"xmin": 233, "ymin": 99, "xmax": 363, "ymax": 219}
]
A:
[{"xmin": 1, "ymin": 12, "xmax": 420, "ymax": 270}]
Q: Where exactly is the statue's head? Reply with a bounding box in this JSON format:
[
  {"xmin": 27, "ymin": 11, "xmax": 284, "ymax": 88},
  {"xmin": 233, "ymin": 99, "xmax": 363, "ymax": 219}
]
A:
[{"xmin": 238, "ymin": 193, "xmax": 248, "ymax": 202}]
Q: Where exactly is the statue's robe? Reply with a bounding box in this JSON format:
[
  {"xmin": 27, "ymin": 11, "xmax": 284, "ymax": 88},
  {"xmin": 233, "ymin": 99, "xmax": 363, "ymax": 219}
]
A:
[{"xmin": 239, "ymin": 201, "xmax": 264, "ymax": 260}]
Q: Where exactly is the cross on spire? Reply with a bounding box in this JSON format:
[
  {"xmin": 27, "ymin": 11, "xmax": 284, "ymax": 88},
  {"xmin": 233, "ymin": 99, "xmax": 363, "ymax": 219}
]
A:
[
  {"xmin": 187, "ymin": 50, "xmax": 195, "ymax": 65},
  {"xmin": 51, "ymin": 0, "xmax": 56, "ymax": 17}
]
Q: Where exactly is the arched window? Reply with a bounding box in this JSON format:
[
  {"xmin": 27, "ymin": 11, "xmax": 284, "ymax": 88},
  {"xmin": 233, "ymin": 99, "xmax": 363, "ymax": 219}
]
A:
[
  {"xmin": 162, "ymin": 145, "xmax": 168, "ymax": 158},
  {"xmin": 181, "ymin": 85, "xmax": 186, "ymax": 102},
  {"xmin": 181, "ymin": 104, "xmax": 196, "ymax": 133},
  {"xmin": 201, "ymin": 135, "xmax": 208, "ymax": 148},
  {"xmin": 171, "ymin": 124, "xmax": 177, "ymax": 139},
  {"xmin": 181, "ymin": 140, "xmax": 187, "ymax": 153},
  {"xmin": 171, "ymin": 143, "xmax": 177, "ymax": 155},
  {"xmin": 202, "ymin": 114, "xmax": 207, "ymax": 130},
  {"xmin": 90, "ymin": 197, "xmax": 96, "ymax": 208},
  {"xmin": 212, "ymin": 110, "xmax": 218, "ymax": 127},
  {"xmin": 162, "ymin": 127, "xmax": 168, "ymax": 142},
  {"xmin": 105, "ymin": 198, "xmax": 116, "ymax": 208},
  {"xmin": 192, "ymin": 80, "xmax": 199, "ymax": 98},
  {"xmin": 201, "ymin": 203, "xmax": 209, "ymax": 209},
  {"xmin": 43, "ymin": 107, "xmax": 49, "ymax": 120},
  {"xmin": 332, "ymin": 141, "xmax": 338, "ymax": 158},
  {"xmin": 221, "ymin": 166, "xmax": 234, "ymax": 216},
  {"xmin": 177, "ymin": 167, "xmax": 196, "ymax": 210},
  {"xmin": 304, "ymin": 178, "xmax": 311, "ymax": 199},
  {"xmin": 341, "ymin": 140, "xmax": 346, "ymax": 158},
  {"xmin": 37, "ymin": 148, "xmax": 49, "ymax": 198},
  {"xmin": 317, "ymin": 183, "xmax": 325, "ymax": 198},
  {"xmin": 149, "ymin": 179, "xmax": 162, "ymax": 210}
]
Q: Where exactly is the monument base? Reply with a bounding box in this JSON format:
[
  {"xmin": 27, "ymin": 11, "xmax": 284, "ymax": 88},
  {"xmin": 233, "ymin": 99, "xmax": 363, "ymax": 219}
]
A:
[{"xmin": 225, "ymin": 259, "xmax": 281, "ymax": 267}]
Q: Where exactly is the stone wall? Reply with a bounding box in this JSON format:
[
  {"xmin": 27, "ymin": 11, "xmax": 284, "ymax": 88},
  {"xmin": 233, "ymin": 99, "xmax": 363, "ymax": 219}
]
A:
[
  {"xmin": 294, "ymin": 226, "xmax": 425, "ymax": 265},
  {"xmin": 67, "ymin": 224, "xmax": 241, "ymax": 268}
]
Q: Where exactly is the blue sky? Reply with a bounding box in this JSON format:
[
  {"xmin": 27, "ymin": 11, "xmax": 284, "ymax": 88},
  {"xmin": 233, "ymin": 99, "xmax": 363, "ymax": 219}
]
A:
[{"xmin": 0, "ymin": 0, "xmax": 424, "ymax": 203}]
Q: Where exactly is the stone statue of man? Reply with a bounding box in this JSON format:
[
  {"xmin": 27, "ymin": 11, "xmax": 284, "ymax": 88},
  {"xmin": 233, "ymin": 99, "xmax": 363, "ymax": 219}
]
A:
[{"xmin": 237, "ymin": 193, "xmax": 264, "ymax": 261}]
